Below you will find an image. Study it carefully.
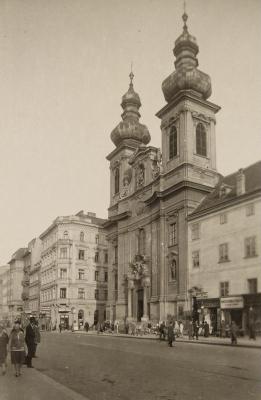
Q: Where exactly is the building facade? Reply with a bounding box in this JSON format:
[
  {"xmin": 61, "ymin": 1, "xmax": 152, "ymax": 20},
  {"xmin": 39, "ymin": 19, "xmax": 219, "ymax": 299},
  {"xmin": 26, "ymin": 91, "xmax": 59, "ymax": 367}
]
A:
[
  {"xmin": 39, "ymin": 211, "xmax": 108, "ymax": 330},
  {"xmin": 28, "ymin": 238, "xmax": 42, "ymax": 318},
  {"xmin": 188, "ymin": 162, "xmax": 261, "ymax": 334},
  {"xmin": 105, "ymin": 13, "xmax": 220, "ymax": 324},
  {"xmin": 0, "ymin": 265, "xmax": 10, "ymax": 323}
]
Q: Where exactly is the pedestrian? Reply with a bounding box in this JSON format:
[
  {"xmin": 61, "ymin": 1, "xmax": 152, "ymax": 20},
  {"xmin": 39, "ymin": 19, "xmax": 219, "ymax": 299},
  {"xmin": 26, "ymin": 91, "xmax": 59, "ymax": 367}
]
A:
[
  {"xmin": 230, "ymin": 321, "xmax": 238, "ymax": 345},
  {"xmin": 9, "ymin": 320, "xmax": 25, "ymax": 377},
  {"xmin": 159, "ymin": 321, "xmax": 166, "ymax": 341},
  {"xmin": 192, "ymin": 320, "xmax": 199, "ymax": 340},
  {"xmin": 167, "ymin": 322, "xmax": 175, "ymax": 347},
  {"xmin": 249, "ymin": 322, "xmax": 256, "ymax": 340},
  {"xmin": 33, "ymin": 320, "xmax": 41, "ymax": 358},
  {"xmin": 179, "ymin": 321, "xmax": 184, "ymax": 338},
  {"xmin": 25, "ymin": 317, "xmax": 36, "ymax": 368},
  {"xmin": 174, "ymin": 320, "xmax": 180, "ymax": 337},
  {"xmin": 84, "ymin": 321, "xmax": 89, "ymax": 332},
  {"xmin": 204, "ymin": 321, "xmax": 209, "ymax": 338},
  {"xmin": 0, "ymin": 323, "xmax": 9, "ymax": 375},
  {"xmin": 59, "ymin": 323, "xmax": 62, "ymax": 333}
]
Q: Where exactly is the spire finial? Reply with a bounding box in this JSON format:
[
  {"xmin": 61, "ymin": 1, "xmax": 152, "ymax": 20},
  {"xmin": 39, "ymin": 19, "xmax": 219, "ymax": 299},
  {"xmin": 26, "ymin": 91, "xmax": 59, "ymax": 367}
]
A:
[
  {"xmin": 129, "ymin": 62, "xmax": 134, "ymax": 87},
  {"xmin": 182, "ymin": 1, "xmax": 188, "ymax": 32}
]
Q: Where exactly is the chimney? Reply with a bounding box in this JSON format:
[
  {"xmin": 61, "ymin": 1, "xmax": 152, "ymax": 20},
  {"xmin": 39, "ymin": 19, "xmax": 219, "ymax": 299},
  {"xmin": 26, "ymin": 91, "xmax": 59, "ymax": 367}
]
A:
[{"xmin": 236, "ymin": 169, "xmax": 245, "ymax": 196}]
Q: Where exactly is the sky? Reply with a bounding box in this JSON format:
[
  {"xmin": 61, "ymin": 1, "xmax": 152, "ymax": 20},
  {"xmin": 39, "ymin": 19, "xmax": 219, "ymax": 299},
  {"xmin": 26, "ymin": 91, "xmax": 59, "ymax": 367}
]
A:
[{"xmin": 0, "ymin": 0, "xmax": 260, "ymax": 265}]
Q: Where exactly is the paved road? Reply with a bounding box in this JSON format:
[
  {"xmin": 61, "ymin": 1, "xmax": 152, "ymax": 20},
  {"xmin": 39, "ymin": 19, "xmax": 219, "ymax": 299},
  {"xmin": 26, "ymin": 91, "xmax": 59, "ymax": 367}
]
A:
[{"xmin": 28, "ymin": 332, "xmax": 261, "ymax": 400}]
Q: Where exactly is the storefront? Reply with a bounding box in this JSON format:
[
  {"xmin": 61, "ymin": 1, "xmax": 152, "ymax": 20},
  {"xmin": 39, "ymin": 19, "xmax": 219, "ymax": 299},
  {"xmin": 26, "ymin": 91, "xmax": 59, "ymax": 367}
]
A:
[
  {"xmin": 220, "ymin": 296, "xmax": 244, "ymax": 331},
  {"xmin": 243, "ymin": 293, "xmax": 261, "ymax": 335},
  {"xmin": 196, "ymin": 297, "xmax": 220, "ymax": 335}
]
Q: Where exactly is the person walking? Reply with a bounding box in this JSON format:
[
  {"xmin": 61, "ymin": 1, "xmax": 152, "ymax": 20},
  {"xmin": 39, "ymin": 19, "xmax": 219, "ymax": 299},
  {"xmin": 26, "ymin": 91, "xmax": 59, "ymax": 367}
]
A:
[
  {"xmin": 179, "ymin": 321, "xmax": 184, "ymax": 338},
  {"xmin": 192, "ymin": 320, "xmax": 199, "ymax": 340},
  {"xmin": 33, "ymin": 320, "xmax": 41, "ymax": 358},
  {"xmin": 167, "ymin": 322, "xmax": 175, "ymax": 347},
  {"xmin": 9, "ymin": 320, "xmax": 25, "ymax": 377},
  {"xmin": 0, "ymin": 323, "xmax": 9, "ymax": 375},
  {"xmin": 203, "ymin": 321, "xmax": 209, "ymax": 338},
  {"xmin": 230, "ymin": 321, "xmax": 238, "ymax": 345},
  {"xmin": 159, "ymin": 321, "xmax": 166, "ymax": 341},
  {"xmin": 25, "ymin": 317, "xmax": 36, "ymax": 368}
]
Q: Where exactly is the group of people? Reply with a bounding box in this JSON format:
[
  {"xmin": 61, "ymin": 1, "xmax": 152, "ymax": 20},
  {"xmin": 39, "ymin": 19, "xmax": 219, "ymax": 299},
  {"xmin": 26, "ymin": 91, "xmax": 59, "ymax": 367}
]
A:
[{"xmin": 0, "ymin": 316, "xmax": 41, "ymax": 377}]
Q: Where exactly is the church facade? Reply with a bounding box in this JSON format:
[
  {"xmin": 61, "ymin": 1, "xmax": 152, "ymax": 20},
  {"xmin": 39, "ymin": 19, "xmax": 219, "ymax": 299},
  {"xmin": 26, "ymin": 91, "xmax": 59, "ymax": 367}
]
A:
[{"xmin": 105, "ymin": 13, "xmax": 222, "ymax": 324}]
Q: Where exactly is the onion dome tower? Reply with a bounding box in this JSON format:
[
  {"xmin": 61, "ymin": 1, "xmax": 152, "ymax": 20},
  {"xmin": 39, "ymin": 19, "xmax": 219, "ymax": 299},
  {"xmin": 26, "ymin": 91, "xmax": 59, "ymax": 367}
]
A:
[
  {"xmin": 162, "ymin": 12, "xmax": 212, "ymax": 102},
  {"xmin": 111, "ymin": 72, "xmax": 151, "ymax": 147}
]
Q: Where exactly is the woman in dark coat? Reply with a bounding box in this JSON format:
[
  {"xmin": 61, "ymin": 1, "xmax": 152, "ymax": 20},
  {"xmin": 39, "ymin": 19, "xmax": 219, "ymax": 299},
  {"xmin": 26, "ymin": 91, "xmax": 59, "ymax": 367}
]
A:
[
  {"xmin": 9, "ymin": 320, "xmax": 25, "ymax": 377},
  {"xmin": 0, "ymin": 323, "xmax": 9, "ymax": 375},
  {"xmin": 167, "ymin": 322, "xmax": 175, "ymax": 347}
]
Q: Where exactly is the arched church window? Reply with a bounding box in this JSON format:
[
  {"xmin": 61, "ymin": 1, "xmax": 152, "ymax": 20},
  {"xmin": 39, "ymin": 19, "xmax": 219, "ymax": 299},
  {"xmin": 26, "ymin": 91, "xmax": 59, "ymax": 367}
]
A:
[
  {"xmin": 169, "ymin": 125, "xmax": 177, "ymax": 160},
  {"xmin": 115, "ymin": 167, "xmax": 120, "ymax": 194},
  {"xmin": 138, "ymin": 228, "xmax": 146, "ymax": 255},
  {"xmin": 196, "ymin": 123, "xmax": 207, "ymax": 157}
]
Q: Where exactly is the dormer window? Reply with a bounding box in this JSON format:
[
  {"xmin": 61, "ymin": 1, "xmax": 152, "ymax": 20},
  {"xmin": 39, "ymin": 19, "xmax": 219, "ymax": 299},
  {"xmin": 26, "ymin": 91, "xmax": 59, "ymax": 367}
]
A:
[
  {"xmin": 169, "ymin": 125, "xmax": 177, "ymax": 160},
  {"xmin": 219, "ymin": 185, "xmax": 232, "ymax": 198},
  {"xmin": 196, "ymin": 123, "xmax": 207, "ymax": 157}
]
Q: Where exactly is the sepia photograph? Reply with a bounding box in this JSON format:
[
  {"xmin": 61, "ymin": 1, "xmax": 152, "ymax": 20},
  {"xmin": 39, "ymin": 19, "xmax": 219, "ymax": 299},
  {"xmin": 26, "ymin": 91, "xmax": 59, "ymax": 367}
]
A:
[{"xmin": 0, "ymin": 0, "xmax": 260, "ymax": 399}]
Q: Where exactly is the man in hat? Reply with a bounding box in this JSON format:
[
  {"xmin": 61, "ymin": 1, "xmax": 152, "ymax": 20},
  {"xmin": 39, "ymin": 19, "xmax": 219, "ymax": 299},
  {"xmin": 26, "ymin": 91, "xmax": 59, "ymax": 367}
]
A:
[{"xmin": 25, "ymin": 317, "xmax": 36, "ymax": 368}]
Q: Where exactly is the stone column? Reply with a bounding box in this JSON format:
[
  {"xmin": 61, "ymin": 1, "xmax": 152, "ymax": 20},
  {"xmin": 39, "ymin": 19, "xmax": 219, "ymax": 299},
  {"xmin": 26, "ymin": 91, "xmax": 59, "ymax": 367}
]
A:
[
  {"xmin": 127, "ymin": 279, "xmax": 134, "ymax": 320},
  {"xmin": 141, "ymin": 276, "xmax": 150, "ymax": 322}
]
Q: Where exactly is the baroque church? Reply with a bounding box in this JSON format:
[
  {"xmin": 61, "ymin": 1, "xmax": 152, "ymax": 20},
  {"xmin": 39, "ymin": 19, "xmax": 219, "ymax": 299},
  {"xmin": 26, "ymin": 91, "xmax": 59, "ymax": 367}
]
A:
[{"xmin": 105, "ymin": 12, "xmax": 221, "ymax": 324}]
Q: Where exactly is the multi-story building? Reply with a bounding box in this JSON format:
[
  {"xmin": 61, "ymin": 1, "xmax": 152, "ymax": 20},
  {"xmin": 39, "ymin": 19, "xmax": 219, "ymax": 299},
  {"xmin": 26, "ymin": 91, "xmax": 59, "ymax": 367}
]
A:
[
  {"xmin": 39, "ymin": 211, "xmax": 108, "ymax": 330},
  {"xmin": 0, "ymin": 265, "xmax": 10, "ymax": 323},
  {"xmin": 8, "ymin": 248, "xmax": 27, "ymax": 324},
  {"xmin": 28, "ymin": 238, "xmax": 42, "ymax": 319},
  {"xmin": 105, "ymin": 12, "xmax": 220, "ymax": 324},
  {"xmin": 188, "ymin": 162, "xmax": 261, "ymax": 334},
  {"xmin": 21, "ymin": 248, "xmax": 31, "ymax": 315}
]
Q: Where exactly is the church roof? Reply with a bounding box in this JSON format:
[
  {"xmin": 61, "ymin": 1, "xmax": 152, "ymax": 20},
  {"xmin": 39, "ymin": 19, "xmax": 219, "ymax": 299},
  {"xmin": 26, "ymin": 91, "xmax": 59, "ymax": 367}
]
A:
[{"xmin": 189, "ymin": 160, "xmax": 261, "ymax": 218}]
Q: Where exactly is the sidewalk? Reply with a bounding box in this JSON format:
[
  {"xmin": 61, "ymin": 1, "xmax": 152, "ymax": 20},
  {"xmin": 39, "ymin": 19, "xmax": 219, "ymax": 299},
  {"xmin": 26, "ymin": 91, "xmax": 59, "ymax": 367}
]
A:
[
  {"xmin": 0, "ymin": 364, "xmax": 90, "ymax": 400},
  {"xmin": 72, "ymin": 330, "xmax": 261, "ymax": 349}
]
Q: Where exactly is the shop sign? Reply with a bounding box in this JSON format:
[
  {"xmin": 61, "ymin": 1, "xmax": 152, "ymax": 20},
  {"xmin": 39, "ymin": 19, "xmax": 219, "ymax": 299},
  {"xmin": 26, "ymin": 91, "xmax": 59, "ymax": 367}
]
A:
[
  {"xmin": 202, "ymin": 298, "xmax": 220, "ymax": 308},
  {"xmin": 196, "ymin": 292, "xmax": 208, "ymax": 299},
  {"xmin": 221, "ymin": 296, "xmax": 244, "ymax": 309}
]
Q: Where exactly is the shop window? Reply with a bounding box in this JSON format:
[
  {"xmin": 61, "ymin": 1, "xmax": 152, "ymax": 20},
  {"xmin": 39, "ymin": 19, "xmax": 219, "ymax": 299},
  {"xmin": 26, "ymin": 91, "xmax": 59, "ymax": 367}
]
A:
[
  {"xmin": 169, "ymin": 125, "xmax": 177, "ymax": 160},
  {"xmin": 60, "ymin": 247, "xmax": 68, "ymax": 259},
  {"xmin": 191, "ymin": 223, "xmax": 200, "ymax": 240},
  {"xmin": 220, "ymin": 281, "xmax": 229, "ymax": 297},
  {"xmin": 169, "ymin": 222, "xmax": 177, "ymax": 246},
  {"xmin": 246, "ymin": 204, "xmax": 255, "ymax": 217},
  {"xmin": 78, "ymin": 250, "xmax": 85, "ymax": 260},
  {"xmin": 192, "ymin": 251, "xmax": 200, "ymax": 268},
  {"xmin": 245, "ymin": 236, "xmax": 257, "ymax": 258},
  {"xmin": 60, "ymin": 288, "xmax": 67, "ymax": 299},
  {"xmin": 196, "ymin": 123, "xmax": 207, "ymax": 157},
  {"xmin": 220, "ymin": 213, "xmax": 227, "ymax": 224},
  {"xmin": 248, "ymin": 278, "xmax": 257, "ymax": 294},
  {"xmin": 78, "ymin": 288, "xmax": 85, "ymax": 299},
  {"xmin": 78, "ymin": 269, "xmax": 85, "ymax": 280},
  {"xmin": 219, "ymin": 243, "xmax": 229, "ymax": 262}
]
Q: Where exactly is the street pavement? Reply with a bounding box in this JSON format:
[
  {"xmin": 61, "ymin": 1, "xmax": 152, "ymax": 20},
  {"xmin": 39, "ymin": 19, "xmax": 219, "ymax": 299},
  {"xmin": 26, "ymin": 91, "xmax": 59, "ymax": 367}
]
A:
[{"xmin": 1, "ymin": 331, "xmax": 261, "ymax": 400}]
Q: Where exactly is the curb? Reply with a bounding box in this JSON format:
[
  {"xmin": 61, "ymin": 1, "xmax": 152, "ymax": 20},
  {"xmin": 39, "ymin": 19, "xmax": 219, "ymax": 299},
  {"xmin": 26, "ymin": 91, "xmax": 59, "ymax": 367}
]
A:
[{"xmin": 71, "ymin": 331, "xmax": 261, "ymax": 349}]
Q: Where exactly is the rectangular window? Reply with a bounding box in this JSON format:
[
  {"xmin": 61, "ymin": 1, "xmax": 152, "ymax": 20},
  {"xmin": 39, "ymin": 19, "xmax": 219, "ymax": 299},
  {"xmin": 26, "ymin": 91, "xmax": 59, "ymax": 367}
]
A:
[
  {"xmin": 220, "ymin": 281, "xmax": 229, "ymax": 297},
  {"xmin": 104, "ymin": 271, "xmax": 108, "ymax": 282},
  {"xmin": 220, "ymin": 213, "xmax": 227, "ymax": 224},
  {"xmin": 60, "ymin": 268, "xmax": 67, "ymax": 279},
  {"xmin": 60, "ymin": 248, "xmax": 68, "ymax": 259},
  {"xmin": 78, "ymin": 288, "xmax": 85, "ymax": 299},
  {"xmin": 248, "ymin": 278, "xmax": 257, "ymax": 294},
  {"xmin": 245, "ymin": 236, "xmax": 257, "ymax": 258},
  {"xmin": 95, "ymin": 289, "xmax": 99, "ymax": 300},
  {"xmin": 78, "ymin": 250, "xmax": 84, "ymax": 260},
  {"xmin": 104, "ymin": 251, "xmax": 108, "ymax": 264},
  {"xmin": 60, "ymin": 288, "xmax": 67, "ymax": 299},
  {"xmin": 192, "ymin": 251, "xmax": 200, "ymax": 268},
  {"xmin": 219, "ymin": 243, "xmax": 229, "ymax": 262},
  {"xmin": 246, "ymin": 204, "xmax": 255, "ymax": 216},
  {"xmin": 95, "ymin": 252, "xmax": 99, "ymax": 263},
  {"xmin": 104, "ymin": 290, "xmax": 108, "ymax": 301},
  {"xmin": 191, "ymin": 223, "xmax": 200, "ymax": 240},
  {"xmin": 94, "ymin": 271, "xmax": 99, "ymax": 281},
  {"xmin": 78, "ymin": 269, "xmax": 85, "ymax": 280},
  {"xmin": 169, "ymin": 223, "xmax": 177, "ymax": 246}
]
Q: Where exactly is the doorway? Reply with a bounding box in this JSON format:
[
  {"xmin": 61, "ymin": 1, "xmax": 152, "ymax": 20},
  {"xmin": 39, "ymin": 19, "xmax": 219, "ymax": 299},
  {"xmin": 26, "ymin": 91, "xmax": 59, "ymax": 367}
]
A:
[
  {"xmin": 137, "ymin": 289, "xmax": 143, "ymax": 322},
  {"xmin": 230, "ymin": 309, "xmax": 243, "ymax": 328}
]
